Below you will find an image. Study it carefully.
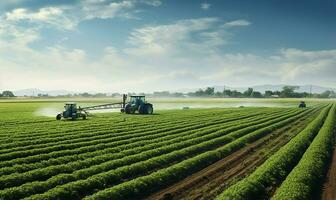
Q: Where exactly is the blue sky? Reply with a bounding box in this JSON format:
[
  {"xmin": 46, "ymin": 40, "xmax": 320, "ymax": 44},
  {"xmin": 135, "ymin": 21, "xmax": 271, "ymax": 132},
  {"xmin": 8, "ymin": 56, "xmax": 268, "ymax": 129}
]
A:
[{"xmin": 0, "ymin": 0, "xmax": 335, "ymax": 92}]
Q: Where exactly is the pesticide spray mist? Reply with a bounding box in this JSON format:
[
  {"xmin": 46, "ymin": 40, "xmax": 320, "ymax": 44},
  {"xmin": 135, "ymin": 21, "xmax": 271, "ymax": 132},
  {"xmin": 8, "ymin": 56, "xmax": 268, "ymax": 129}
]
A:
[{"xmin": 34, "ymin": 107, "xmax": 60, "ymax": 117}]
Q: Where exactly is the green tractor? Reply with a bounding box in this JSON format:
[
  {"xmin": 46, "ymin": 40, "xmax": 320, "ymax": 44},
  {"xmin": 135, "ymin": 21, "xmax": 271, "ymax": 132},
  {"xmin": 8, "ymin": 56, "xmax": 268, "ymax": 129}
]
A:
[
  {"xmin": 123, "ymin": 95, "xmax": 153, "ymax": 114},
  {"xmin": 56, "ymin": 103, "xmax": 87, "ymax": 120}
]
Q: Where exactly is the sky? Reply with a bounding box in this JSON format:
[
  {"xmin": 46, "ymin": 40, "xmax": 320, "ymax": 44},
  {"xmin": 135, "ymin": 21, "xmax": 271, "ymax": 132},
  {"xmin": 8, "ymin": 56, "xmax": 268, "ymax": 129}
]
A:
[{"xmin": 0, "ymin": 0, "xmax": 335, "ymax": 93}]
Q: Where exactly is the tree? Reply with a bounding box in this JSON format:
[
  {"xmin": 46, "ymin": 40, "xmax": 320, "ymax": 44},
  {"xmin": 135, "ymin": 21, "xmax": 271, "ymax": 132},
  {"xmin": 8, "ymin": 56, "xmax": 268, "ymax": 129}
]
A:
[
  {"xmin": 251, "ymin": 91, "xmax": 263, "ymax": 98},
  {"xmin": 231, "ymin": 90, "xmax": 243, "ymax": 98},
  {"xmin": 204, "ymin": 87, "xmax": 215, "ymax": 96},
  {"xmin": 2, "ymin": 90, "xmax": 15, "ymax": 97},
  {"xmin": 264, "ymin": 90, "xmax": 273, "ymax": 97},
  {"xmin": 195, "ymin": 89, "xmax": 205, "ymax": 96},
  {"xmin": 215, "ymin": 91, "xmax": 222, "ymax": 97},
  {"xmin": 281, "ymin": 86, "xmax": 299, "ymax": 98},
  {"xmin": 243, "ymin": 88, "xmax": 254, "ymax": 97},
  {"xmin": 319, "ymin": 90, "xmax": 334, "ymax": 98},
  {"xmin": 223, "ymin": 89, "xmax": 232, "ymax": 97}
]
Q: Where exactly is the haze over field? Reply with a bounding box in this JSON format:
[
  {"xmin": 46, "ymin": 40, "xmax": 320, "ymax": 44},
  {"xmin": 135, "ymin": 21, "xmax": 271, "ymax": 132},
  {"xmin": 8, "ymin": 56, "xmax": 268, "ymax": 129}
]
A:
[{"xmin": 0, "ymin": 0, "xmax": 335, "ymax": 93}]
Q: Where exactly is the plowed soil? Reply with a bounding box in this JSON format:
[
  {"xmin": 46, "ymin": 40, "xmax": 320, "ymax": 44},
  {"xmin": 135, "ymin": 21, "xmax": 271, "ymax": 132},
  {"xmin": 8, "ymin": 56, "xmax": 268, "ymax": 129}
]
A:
[{"xmin": 146, "ymin": 110, "xmax": 318, "ymax": 200}]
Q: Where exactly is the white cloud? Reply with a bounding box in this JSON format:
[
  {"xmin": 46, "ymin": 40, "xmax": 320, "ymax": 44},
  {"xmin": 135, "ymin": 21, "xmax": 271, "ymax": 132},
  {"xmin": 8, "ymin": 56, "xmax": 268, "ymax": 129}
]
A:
[
  {"xmin": 224, "ymin": 19, "xmax": 251, "ymax": 27},
  {"xmin": 82, "ymin": 0, "xmax": 135, "ymax": 20},
  {"xmin": 5, "ymin": 7, "xmax": 62, "ymax": 21},
  {"xmin": 5, "ymin": 7, "xmax": 76, "ymax": 30},
  {"xmin": 201, "ymin": 3, "xmax": 211, "ymax": 10},
  {"xmin": 2, "ymin": 0, "xmax": 162, "ymax": 31},
  {"xmin": 141, "ymin": 0, "xmax": 162, "ymax": 7},
  {"xmin": 125, "ymin": 18, "xmax": 224, "ymax": 57}
]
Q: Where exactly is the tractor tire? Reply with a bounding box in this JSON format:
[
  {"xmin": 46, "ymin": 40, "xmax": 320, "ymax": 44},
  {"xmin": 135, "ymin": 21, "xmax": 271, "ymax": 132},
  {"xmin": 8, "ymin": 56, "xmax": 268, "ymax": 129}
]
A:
[
  {"xmin": 82, "ymin": 114, "xmax": 87, "ymax": 120},
  {"xmin": 125, "ymin": 104, "xmax": 131, "ymax": 114},
  {"xmin": 56, "ymin": 114, "xmax": 62, "ymax": 120},
  {"xmin": 145, "ymin": 104, "xmax": 153, "ymax": 114},
  {"xmin": 138, "ymin": 104, "xmax": 146, "ymax": 114}
]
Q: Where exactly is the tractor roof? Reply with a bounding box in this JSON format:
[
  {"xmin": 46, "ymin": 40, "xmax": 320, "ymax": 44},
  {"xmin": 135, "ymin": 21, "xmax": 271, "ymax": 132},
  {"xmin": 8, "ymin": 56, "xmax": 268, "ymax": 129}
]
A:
[{"xmin": 65, "ymin": 102, "xmax": 77, "ymax": 105}]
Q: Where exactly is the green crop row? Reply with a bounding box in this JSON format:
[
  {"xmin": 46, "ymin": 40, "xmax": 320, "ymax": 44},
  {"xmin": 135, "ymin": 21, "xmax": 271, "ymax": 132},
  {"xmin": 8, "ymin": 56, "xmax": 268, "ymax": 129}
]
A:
[
  {"xmin": 0, "ymin": 107, "xmax": 253, "ymax": 137},
  {"xmin": 0, "ymin": 109, "xmax": 273, "ymax": 168},
  {"xmin": 0, "ymin": 114, "xmax": 228, "ymax": 157},
  {"xmin": 0, "ymin": 108, "xmax": 296, "ymax": 190},
  {"xmin": 271, "ymin": 104, "xmax": 336, "ymax": 200},
  {"xmin": 215, "ymin": 105, "xmax": 331, "ymax": 200},
  {"xmin": 0, "ymin": 108, "xmax": 308, "ymax": 199},
  {"xmin": 0, "ymin": 108, "xmax": 270, "ymax": 153},
  {"xmin": 0, "ymin": 109, "xmax": 279, "ymax": 177},
  {"xmin": 0, "ymin": 109, "xmax": 236, "ymax": 150},
  {"xmin": 79, "ymin": 105, "xmax": 317, "ymax": 200},
  {"xmin": 24, "ymin": 107, "xmax": 313, "ymax": 200}
]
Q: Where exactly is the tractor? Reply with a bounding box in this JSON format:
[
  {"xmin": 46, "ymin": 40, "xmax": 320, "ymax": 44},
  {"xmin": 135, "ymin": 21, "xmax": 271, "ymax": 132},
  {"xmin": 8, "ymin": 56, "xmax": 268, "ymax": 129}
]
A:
[
  {"xmin": 123, "ymin": 95, "xmax": 153, "ymax": 114},
  {"xmin": 56, "ymin": 94, "xmax": 153, "ymax": 120},
  {"xmin": 56, "ymin": 103, "xmax": 87, "ymax": 120},
  {"xmin": 298, "ymin": 101, "xmax": 307, "ymax": 108}
]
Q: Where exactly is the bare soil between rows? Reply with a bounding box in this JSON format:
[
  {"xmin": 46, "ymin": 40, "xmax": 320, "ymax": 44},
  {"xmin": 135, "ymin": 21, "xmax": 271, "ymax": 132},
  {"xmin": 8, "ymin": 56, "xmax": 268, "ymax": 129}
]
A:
[
  {"xmin": 146, "ymin": 110, "xmax": 317, "ymax": 200},
  {"xmin": 321, "ymin": 127, "xmax": 336, "ymax": 200}
]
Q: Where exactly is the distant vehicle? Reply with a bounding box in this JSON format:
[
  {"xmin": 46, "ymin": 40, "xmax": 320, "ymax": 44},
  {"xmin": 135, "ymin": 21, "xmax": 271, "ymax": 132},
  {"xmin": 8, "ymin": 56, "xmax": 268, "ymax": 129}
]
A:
[
  {"xmin": 56, "ymin": 94, "xmax": 153, "ymax": 120},
  {"xmin": 298, "ymin": 101, "xmax": 306, "ymax": 108}
]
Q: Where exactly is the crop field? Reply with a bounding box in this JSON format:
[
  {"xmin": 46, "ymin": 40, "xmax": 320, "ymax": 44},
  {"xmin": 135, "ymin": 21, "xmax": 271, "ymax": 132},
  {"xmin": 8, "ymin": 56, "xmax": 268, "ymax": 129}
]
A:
[{"xmin": 0, "ymin": 100, "xmax": 335, "ymax": 200}]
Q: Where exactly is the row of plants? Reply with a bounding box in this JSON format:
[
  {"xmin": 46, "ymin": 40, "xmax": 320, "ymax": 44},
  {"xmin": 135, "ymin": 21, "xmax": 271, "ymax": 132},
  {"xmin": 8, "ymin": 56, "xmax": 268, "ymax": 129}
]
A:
[
  {"xmin": 78, "ymin": 106, "xmax": 317, "ymax": 200},
  {"xmin": 0, "ymin": 113, "xmax": 227, "ymax": 155},
  {"xmin": 0, "ymin": 107, "xmax": 246, "ymax": 137},
  {"xmin": 16, "ymin": 108, "xmax": 313, "ymax": 200},
  {"xmin": 0, "ymin": 109, "xmax": 230, "ymax": 150},
  {"xmin": 271, "ymin": 104, "xmax": 336, "ymax": 200},
  {"xmin": 0, "ymin": 109, "xmax": 286, "ymax": 168},
  {"xmin": 215, "ymin": 104, "xmax": 331, "ymax": 200},
  {"xmin": 0, "ymin": 108, "xmax": 297, "ymax": 190},
  {"xmin": 0, "ymin": 109, "xmax": 277, "ymax": 177}
]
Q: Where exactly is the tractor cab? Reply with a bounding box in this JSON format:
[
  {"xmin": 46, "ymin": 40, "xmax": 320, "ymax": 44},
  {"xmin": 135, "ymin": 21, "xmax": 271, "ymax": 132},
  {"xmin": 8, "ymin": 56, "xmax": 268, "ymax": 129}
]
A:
[
  {"xmin": 130, "ymin": 96, "xmax": 146, "ymax": 106},
  {"xmin": 63, "ymin": 103, "xmax": 78, "ymax": 117}
]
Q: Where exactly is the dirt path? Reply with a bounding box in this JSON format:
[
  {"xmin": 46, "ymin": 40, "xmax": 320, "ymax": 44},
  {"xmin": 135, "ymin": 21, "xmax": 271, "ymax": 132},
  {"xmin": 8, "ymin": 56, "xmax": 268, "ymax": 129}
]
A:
[
  {"xmin": 145, "ymin": 110, "xmax": 317, "ymax": 200},
  {"xmin": 321, "ymin": 130, "xmax": 336, "ymax": 200}
]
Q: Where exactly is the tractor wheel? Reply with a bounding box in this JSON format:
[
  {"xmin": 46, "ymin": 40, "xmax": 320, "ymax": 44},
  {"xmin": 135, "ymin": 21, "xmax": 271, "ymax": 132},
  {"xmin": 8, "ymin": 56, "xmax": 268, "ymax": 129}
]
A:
[
  {"xmin": 56, "ymin": 114, "xmax": 62, "ymax": 120},
  {"xmin": 71, "ymin": 113, "xmax": 76, "ymax": 120},
  {"xmin": 125, "ymin": 104, "xmax": 131, "ymax": 114},
  {"xmin": 138, "ymin": 104, "xmax": 146, "ymax": 114},
  {"xmin": 145, "ymin": 104, "xmax": 153, "ymax": 114},
  {"xmin": 82, "ymin": 114, "xmax": 87, "ymax": 120}
]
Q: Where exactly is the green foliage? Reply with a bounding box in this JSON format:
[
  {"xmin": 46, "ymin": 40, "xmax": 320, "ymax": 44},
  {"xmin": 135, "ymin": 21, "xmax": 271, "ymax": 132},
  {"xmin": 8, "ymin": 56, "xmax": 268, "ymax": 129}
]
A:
[
  {"xmin": 0, "ymin": 101, "xmax": 329, "ymax": 200},
  {"xmin": 271, "ymin": 104, "xmax": 336, "ymax": 200},
  {"xmin": 216, "ymin": 105, "xmax": 331, "ymax": 200},
  {"xmin": 1, "ymin": 90, "xmax": 15, "ymax": 97}
]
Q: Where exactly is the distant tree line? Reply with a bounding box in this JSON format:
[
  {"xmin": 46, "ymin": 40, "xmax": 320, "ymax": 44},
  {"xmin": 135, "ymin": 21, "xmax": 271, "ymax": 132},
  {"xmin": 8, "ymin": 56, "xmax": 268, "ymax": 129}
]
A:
[
  {"xmin": 1, "ymin": 86, "xmax": 335, "ymax": 99},
  {"xmin": 0, "ymin": 91, "xmax": 15, "ymax": 97},
  {"xmin": 186, "ymin": 86, "xmax": 336, "ymax": 98}
]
